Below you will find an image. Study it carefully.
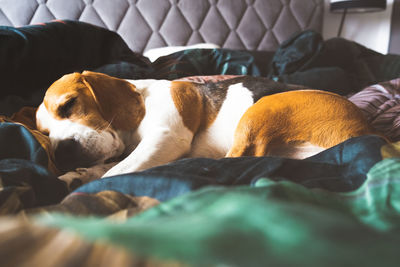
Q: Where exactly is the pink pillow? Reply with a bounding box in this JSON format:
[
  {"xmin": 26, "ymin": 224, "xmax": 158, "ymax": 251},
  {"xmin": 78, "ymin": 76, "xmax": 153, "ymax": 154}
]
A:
[
  {"xmin": 349, "ymin": 78, "xmax": 400, "ymax": 142},
  {"xmin": 176, "ymin": 75, "xmax": 242, "ymax": 83}
]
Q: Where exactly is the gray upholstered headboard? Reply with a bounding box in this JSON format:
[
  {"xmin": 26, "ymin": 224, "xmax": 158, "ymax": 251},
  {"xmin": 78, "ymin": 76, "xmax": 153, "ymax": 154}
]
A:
[
  {"xmin": 390, "ymin": 0, "xmax": 400, "ymax": 54},
  {"xmin": 0, "ymin": 0, "xmax": 323, "ymax": 53}
]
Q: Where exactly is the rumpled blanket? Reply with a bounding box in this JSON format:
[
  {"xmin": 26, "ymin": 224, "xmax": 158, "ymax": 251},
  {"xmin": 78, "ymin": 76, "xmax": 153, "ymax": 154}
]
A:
[
  {"xmin": 74, "ymin": 135, "xmax": 386, "ymax": 200},
  {"xmin": 0, "ymin": 20, "xmax": 150, "ymax": 100},
  {"xmin": 0, "ymin": 122, "xmax": 67, "ymax": 214},
  {"xmin": 268, "ymin": 30, "xmax": 400, "ymax": 94},
  {"xmin": 36, "ymin": 160, "xmax": 400, "ymax": 267},
  {"xmin": 1, "ymin": 151, "xmax": 398, "ymax": 266}
]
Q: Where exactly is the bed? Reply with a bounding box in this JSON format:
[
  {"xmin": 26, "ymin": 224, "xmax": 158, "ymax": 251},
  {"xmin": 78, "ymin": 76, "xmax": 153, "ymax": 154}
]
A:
[{"xmin": 1, "ymin": 0, "xmax": 400, "ymax": 266}]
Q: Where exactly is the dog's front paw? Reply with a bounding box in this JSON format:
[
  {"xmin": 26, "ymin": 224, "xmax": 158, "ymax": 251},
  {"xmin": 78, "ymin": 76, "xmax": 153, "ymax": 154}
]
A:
[
  {"xmin": 59, "ymin": 162, "xmax": 118, "ymax": 189},
  {"xmin": 58, "ymin": 168, "xmax": 91, "ymax": 191}
]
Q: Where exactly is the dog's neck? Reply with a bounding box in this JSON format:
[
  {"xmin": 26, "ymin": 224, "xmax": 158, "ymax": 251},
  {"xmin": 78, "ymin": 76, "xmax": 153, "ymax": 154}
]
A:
[{"xmin": 116, "ymin": 79, "xmax": 170, "ymax": 155}]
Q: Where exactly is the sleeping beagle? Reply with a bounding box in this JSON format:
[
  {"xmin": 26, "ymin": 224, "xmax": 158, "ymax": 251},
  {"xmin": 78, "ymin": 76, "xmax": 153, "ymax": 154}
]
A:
[{"xmin": 36, "ymin": 71, "xmax": 376, "ymax": 179}]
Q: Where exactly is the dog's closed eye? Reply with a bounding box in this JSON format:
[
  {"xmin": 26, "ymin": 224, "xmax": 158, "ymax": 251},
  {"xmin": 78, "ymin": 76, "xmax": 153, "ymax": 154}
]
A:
[{"xmin": 58, "ymin": 97, "xmax": 77, "ymax": 118}]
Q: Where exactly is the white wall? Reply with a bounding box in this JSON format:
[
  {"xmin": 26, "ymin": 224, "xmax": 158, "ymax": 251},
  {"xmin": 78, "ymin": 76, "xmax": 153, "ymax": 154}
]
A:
[{"xmin": 323, "ymin": 0, "xmax": 394, "ymax": 54}]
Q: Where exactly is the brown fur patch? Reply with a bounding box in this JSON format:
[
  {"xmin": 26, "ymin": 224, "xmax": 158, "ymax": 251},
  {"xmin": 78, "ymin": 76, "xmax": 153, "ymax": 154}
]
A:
[
  {"xmin": 227, "ymin": 90, "xmax": 376, "ymax": 157},
  {"xmin": 82, "ymin": 71, "xmax": 145, "ymax": 131},
  {"xmin": 170, "ymin": 81, "xmax": 217, "ymax": 133},
  {"xmin": 43, "ymin": 73, "xmax": 84, "ymax": 119},
  {"xmin": 42, "ymin": 73, "xmax": 106, "ymax": 130}
]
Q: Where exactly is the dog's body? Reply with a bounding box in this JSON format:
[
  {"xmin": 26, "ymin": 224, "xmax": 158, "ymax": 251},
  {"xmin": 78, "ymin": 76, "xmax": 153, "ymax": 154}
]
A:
[{"xmin": 36, "ymin": 71, "xmax": 376, "ymax": 181}]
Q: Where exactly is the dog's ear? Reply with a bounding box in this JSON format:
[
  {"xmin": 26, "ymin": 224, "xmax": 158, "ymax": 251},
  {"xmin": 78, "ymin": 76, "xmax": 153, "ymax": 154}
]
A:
[{"xmin": 81, "ymin": 71, "xmax": 145, "ymax": 131}]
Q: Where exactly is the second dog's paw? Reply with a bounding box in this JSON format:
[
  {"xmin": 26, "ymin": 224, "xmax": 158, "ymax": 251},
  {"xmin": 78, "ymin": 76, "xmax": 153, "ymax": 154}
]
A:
[{"xmin": 58, "ymin": 169, "xmax": 89, "ymax": 191}]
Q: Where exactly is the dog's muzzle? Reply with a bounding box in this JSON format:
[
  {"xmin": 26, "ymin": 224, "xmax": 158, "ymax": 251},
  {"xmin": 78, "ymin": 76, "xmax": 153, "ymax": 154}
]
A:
[{"xmin": 54, "ymin": 139, "xmax": 97, "ymax": 172}]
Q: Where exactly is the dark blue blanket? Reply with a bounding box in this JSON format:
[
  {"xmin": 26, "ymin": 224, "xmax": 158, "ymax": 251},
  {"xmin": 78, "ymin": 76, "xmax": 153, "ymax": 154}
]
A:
[{"xmin": 75, "ymin": 135, "xmax": 386, "ymax": 201}]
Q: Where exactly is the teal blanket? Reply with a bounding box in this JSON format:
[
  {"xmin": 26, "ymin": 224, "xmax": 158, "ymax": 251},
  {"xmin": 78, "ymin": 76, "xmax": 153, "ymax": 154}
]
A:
[{"xmin": 39, "ymin": 157, "xmax": 400, "ymax": 266}]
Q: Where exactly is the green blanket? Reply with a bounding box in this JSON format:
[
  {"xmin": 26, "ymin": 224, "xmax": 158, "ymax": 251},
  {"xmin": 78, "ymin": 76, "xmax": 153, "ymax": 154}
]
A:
[{"xmin": 39, "ymin": 158, "xmax": 400, "ymax": 267}]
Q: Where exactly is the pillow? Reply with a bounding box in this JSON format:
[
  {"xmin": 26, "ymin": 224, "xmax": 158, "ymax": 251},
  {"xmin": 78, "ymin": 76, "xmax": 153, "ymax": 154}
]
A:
[
  {"xmin": 144, "ymin": 43, "xmax": 220, "ymax": 62},
  {"xmin": 176, "ymin": 75, "xmax": 242, "ymax": 83},
  {"xmin": 348, "ymin": 78, "xmax": 400, "ymax": 142}
]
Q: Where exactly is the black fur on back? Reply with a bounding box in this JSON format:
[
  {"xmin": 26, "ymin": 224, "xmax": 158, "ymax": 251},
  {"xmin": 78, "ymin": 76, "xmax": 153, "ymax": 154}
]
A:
[{"xmin": 197, "ymin": 76, "xmax": 307, "ymax": 114}]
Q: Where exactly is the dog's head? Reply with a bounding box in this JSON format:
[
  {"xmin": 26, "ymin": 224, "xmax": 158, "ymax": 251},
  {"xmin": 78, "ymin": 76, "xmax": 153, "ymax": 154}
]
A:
[{"xmin": 36, "ymin": 71, "xmax": 145, "ymax": 171}]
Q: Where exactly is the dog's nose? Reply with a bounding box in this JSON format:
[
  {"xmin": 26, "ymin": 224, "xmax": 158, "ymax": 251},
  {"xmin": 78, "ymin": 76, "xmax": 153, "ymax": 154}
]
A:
[{"xmin": 54, "ymin": 139, "xmax": 91, "ymax": 172}]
